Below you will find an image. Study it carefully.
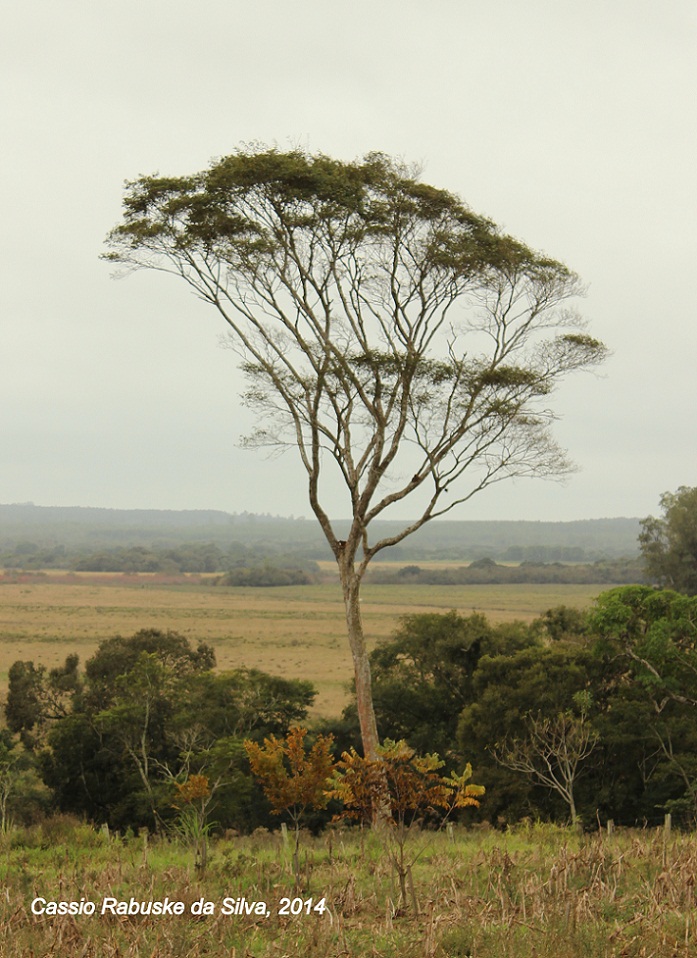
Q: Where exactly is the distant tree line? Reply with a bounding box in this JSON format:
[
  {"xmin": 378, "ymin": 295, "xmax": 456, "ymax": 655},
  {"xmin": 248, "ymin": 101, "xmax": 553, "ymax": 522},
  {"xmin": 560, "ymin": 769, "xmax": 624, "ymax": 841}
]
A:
[
  {"xmin": 0, "ymin": 503, "xmax": 642, "ymax": 563},
  {"xmin": 2, "ymin": 544, "xmax": 645, "ymax": 586},
  {"xmin": 370, "ymin": 556, "xmax": 645, "ymax": 586},
  {"xmin": 0, "ymin": 541, "xmax": 320, "ymax": 582}
]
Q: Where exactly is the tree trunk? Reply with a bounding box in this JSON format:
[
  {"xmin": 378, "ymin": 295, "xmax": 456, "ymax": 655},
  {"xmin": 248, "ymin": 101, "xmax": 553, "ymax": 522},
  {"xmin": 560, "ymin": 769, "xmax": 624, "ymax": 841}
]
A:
[
  {"xmin": 340, "ymin": 568, "xmax": 380, "ymax": 760},
  {"xmin": 569, "ymin": 792, "xmax": 579, "ymax": 829}
]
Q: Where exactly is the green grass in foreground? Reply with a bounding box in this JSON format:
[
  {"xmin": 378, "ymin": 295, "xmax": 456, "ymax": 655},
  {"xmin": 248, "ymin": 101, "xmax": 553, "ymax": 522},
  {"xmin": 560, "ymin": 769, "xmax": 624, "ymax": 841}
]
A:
[{"xmin": 2, "ymin": 817, "xmax": 695, "ymax": 957}]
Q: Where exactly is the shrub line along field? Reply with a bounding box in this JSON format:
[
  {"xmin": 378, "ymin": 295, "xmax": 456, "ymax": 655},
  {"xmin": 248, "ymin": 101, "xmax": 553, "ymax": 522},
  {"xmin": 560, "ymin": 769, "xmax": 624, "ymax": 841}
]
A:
[{"xmin": 0, "ymin": 573, "xmax": 610, "ymax": 716}]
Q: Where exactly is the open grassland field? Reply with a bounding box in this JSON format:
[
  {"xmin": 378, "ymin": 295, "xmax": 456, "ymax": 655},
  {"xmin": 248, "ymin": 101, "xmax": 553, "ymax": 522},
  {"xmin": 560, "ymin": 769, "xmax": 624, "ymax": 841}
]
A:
[
  {"xmin": 2, "ymin": 819, "xmax": 695, "ymax": 958},
  {"xmin": 0, "ymin": 572, "xmax": 610, "ymax": 717}
]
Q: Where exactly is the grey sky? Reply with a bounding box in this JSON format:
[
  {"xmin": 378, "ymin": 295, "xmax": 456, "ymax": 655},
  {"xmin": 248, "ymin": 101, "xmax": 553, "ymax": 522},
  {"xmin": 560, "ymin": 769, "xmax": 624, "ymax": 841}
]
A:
[{"xmin": 2, "ymin": 0, "xmax": 695, "ymax": 522}]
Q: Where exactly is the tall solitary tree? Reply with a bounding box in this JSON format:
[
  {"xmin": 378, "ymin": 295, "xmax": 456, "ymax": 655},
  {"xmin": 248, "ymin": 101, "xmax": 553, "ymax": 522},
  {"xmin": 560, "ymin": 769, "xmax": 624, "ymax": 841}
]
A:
[{"xmin": 105, "ymin": 147, "xmax": 606, "ymax": 759}]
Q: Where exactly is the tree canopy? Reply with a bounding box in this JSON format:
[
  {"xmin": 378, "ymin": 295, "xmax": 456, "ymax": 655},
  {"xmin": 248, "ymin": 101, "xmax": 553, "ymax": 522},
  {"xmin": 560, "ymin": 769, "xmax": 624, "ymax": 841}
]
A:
[
  {"xmin": 640, "ymin": 486, "xmax": 697, "ymax": 595},
  {"xmin": 589, "ymin": 585, "xmax": 697, "ymax": 712},
  {"xmin": 7, "ymin": 630, "xmax": 315, "ymax": 831},
  {"xmin": 105, "ymin": 146, "xmax": 606, "ymax": 759},
  {"xmin": 355, "ymin": 611, "xmax": 532, "ymax": 757}
]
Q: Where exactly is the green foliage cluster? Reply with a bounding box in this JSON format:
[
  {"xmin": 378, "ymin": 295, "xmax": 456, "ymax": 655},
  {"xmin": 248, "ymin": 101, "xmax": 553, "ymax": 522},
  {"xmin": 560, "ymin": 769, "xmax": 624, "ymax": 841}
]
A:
[
  {"xmin": 73, "ymin": 543, "xmax": 226, "ymax": 573},
  {"xmin": 215, "ymin": 562, "xmax": 317, "ymax": 587},
  {"xmin": 640, "ymin": 485, "xmax": 697, "ymax": 594},
  {"xmin": 7, "ymin": 579, "xmax": 697, "ymax": 836},
  {"xmin": 5, "ymin": 630, "xmax": 315, "ymax": 833},
  {"xmin": 338, "ymin": 588, "xmax": 697, "ymax": 828}
]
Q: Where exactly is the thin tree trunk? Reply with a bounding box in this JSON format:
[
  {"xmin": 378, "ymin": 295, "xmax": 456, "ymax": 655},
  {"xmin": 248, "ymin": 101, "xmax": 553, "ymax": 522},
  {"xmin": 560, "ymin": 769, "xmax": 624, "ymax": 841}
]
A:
[
  {"xmin": 569, "ymin": 793, "xmax": 578, "ymax": 829},
  {"xmin": 340, "ymin": 567, "xmax": 380, "ymax": 760}
]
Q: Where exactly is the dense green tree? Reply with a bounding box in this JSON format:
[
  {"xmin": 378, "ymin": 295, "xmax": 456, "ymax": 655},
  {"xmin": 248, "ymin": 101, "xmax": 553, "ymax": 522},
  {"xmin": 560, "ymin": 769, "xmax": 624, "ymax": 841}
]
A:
[
  {"xmin": 589, "ymin": 586, "xmax": 697, "ymax": 711},
  {"xmin": 5, "ymin": 662, "xmax": 43, "ymax": 741},
  {"xmin": 83, "ymin": 629, "xmax": 215, "ymax": 709},
  {"xmin": 639, "ymin": 487, "xmax": 697, "ymax": 594},
  {"xmin": 105, "ymin": 146, "xmax": 606, "ymax": 759},
  {"xmin": 173, "ymin": 668, "xmax": 316, "ymax": 742},
  {"xmin": 40, "ymin": 712, "xmax": 127, "ymax": 824},
  {"xmin": 0, "ymin": 730, "xmax": 22, "ymax": 832},
  {"xmin": 355, "ymin": 611, "xmax": 533, "ymax": 758},
  {"xmin": 589, "ymin": 585, "xmax": 697, "ymax": 823},
  {"xmin": 458, "ymin": 645, "xmax": 595, "ymax": 823},
  {"xmin": 6, "ymin": 656, "xmax": 81, "ymax": 747},
  {"xmin": 216, "ymin": 563, "xmax": 316, "ymax": 586},
  {"xmin": 0, "ymin": 729, "xmax": 50, "ymax": 830},
  {"xmin": 96, "ymin": 652, "xmax": 183, "ymax": 828},
  {"xmin": 10, "ymin": 630, "xmax": 315, "ymax": 831},
  {"xmin": 531, "ymin": 605, "xmax": 589, "ymax": 642}
]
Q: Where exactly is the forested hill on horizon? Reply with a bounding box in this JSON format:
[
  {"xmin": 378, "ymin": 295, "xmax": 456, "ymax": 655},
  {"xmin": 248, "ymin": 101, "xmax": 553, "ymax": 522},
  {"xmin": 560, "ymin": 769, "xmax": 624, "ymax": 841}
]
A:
[{"xmin": 0, "ymin": 502, "xmax": 640, "ymax": 562}]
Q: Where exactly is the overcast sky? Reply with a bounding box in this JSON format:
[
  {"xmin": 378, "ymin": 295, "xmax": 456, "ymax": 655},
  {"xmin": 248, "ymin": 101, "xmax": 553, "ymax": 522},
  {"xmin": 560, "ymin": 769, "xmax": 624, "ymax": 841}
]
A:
[{"xmin": 2, "ymin": 0, "xmax": 695, "ymax": 522}]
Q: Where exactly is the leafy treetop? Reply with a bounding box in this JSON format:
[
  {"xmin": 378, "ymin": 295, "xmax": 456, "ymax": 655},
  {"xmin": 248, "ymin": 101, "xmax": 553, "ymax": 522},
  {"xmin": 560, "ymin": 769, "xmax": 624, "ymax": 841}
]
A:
[
  {"xmin": 105, "ymin": 146, "xmax": 606, "ymax": 563},
  {"xmin": 640, "ymin": 486, "xmax": 697, "ymax": 595},
  {"xmin": 105, "ymin": 145, "xmax": 606, "ymax": 761}
]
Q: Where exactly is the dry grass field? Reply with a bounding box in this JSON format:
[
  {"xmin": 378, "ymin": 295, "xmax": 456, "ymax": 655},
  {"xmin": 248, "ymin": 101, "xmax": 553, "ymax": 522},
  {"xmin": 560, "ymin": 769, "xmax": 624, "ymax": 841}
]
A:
[
  {"xmin": 0, "ymin": 571, "xmax": 607, "ymax": 717},
  {"xmin": 2, "ymin": 819, "xmax": 695, "ymax": 957}
]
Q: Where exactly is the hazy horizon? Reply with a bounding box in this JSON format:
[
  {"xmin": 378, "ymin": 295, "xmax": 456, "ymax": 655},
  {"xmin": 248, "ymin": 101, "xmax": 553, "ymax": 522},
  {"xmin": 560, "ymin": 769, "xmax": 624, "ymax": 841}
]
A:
[{"xmin": 0, "ymin": 499, "xmax": 644, "ymax": 525}]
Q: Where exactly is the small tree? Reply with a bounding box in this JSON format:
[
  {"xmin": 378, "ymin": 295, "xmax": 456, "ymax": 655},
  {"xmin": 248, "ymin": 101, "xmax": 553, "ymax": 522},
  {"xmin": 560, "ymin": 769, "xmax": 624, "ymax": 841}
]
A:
[
  {"xmin": 329, "ymin": 740, "xmax": 483, "ymax": 909},
  {"xmin": 105, "ymin": 147, "xmax": 606, "ymax": 760},
  {"xmin": 0, "ymin": 731, "xmax": 21, "ymax": 834},
  {"xmin": 171, "ymin": 773, "xmax": 215, "ymax": 875},
  {"xmin": 493, "ymin": 708, "xmax": 598, "ymax": 827},
  {"xmin": 245, "ymin": 726, "xmax": 335, "ymax": 886},
  {"xmin": 639, "ymin": 487, "xmax": 697, "ymax": 595}
]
